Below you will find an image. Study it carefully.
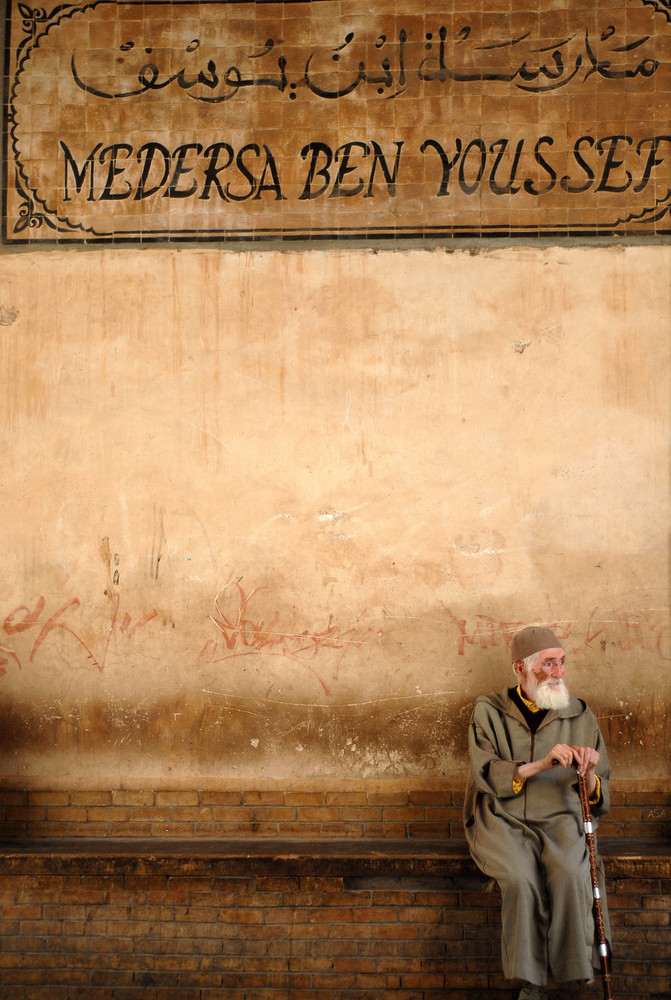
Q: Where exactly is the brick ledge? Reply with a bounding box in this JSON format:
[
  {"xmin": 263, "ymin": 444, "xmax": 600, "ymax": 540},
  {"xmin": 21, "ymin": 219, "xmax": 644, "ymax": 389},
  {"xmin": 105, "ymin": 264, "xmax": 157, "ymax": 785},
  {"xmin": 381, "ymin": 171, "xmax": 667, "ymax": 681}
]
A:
[{"xmin": 0, "ymin": 836, "xmax": 667, "ymax": 878}]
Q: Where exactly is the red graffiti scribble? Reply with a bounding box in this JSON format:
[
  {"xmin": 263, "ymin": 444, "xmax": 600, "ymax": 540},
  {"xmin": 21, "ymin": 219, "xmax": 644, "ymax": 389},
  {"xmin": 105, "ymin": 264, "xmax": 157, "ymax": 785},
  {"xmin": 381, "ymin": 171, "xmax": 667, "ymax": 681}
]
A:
[
  {"xmin": 440, "ymin": 601, "xmax": 670, "ymax": 661},
  {"xmin": 0, "ymin": 591, "xmax": 158, "ymax": 677},
  {"xmin": 440, "ymin": 605, "xmax": 527, "ymax": 656},
  {"xmin": 3, "ymin": 596, "xmax": 47, "ymax": 634},
  {"xmin": 0, "ymin": 645, "xmax": 21, "ymax": 678},
  {"xmin": 584, "ymin": 605, "xmax": 670, "ymax": 661},
  {"xmin": 200, "ymin": 581, "xmax": 364, "ymax": 695}
]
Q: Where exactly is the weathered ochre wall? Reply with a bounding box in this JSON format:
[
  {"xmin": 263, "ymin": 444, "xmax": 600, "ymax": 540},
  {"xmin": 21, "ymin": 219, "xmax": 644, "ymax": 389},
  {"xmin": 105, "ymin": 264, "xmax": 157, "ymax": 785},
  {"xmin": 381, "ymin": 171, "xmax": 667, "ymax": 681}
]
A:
[{"xmin": 0, "ymin": 245, "xmax": 669, "ymax": 784}]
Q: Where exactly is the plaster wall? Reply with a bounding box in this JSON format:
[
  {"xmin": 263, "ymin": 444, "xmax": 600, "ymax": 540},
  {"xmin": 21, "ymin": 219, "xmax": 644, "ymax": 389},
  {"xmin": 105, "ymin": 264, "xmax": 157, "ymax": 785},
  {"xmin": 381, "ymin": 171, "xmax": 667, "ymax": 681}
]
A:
[{"xmin": 0, "ymin": 245, "xmax": 669, "ymax": 784}]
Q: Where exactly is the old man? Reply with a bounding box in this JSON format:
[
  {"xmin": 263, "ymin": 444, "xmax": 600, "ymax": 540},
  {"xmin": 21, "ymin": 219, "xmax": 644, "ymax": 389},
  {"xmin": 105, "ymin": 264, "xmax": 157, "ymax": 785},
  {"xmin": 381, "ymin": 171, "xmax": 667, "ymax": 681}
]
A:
[{"xmin": 463, "ymin": 625, "xmax": 611, "ymax": 1000}]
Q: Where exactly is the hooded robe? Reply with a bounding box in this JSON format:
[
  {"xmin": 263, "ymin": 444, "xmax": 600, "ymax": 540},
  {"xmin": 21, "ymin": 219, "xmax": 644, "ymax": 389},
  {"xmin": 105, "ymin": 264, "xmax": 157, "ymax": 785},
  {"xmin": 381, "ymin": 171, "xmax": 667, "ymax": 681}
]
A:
[{"xmin": 463, "ymin": 686, "xmax": 611, "ymax": 986}]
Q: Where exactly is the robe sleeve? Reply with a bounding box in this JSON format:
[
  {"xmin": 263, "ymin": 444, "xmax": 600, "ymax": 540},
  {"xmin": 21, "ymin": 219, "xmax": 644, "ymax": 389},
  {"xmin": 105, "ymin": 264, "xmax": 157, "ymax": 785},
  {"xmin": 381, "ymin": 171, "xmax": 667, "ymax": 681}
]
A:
[
  {"xmin": 468, "ymin": 699, "xmax": 525, "ymax": 800},
  {"xmin": 590, "ymin": 717, "xmax": 611, "ymax": 817}
]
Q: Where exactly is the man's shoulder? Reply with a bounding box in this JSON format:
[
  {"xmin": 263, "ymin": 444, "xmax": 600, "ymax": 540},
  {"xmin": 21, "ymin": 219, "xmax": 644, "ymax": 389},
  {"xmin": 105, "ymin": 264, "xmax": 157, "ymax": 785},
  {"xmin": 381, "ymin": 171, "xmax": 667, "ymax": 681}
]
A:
[
  {"xmin": 558, "ymin": 695, "xmax": 594, "ymax": 720},
  {"xmin": 473, "ymin": 687, "xmax": 514, "ymax": 713}
]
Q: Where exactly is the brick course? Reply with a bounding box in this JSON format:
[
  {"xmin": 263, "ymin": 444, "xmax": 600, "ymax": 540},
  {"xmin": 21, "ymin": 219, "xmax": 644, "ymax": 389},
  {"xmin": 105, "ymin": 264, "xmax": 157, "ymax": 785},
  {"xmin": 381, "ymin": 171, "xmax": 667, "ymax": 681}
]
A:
[{"xmin": 1, "ymin": 781, "xmax": 667, "ymax": 840}]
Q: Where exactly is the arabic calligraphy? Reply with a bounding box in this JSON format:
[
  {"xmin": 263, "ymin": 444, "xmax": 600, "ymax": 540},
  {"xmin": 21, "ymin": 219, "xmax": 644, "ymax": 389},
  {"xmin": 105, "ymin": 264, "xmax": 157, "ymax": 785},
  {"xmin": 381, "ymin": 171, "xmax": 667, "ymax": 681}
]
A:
[
  {"xmin": 6, "ymin": 0, "xmax": 671, "ymax": 241},
  {"xmin": 70, "ymin": 22, "xmax": 659, "ymax": 103}
]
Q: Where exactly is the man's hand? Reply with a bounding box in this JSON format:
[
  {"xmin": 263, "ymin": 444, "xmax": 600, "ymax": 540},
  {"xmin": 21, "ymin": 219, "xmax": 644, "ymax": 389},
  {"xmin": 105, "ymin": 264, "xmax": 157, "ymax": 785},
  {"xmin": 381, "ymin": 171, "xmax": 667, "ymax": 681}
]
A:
[
  {"xmin": 571, "ymin": 745, "xmax": 600, "ymax": 797},
  {"xmin": 513, "ymin": 743, "xmax": 575, "ymax": 783},
  {"xmin": 571, "ymin": 745, "xmax": 600, "ymax": 775},
  {"xmin": 513, "ymin": 744, "xmax": 600, "ymax": 795},
  {"xmin": 545, "ymin": 743, "xmax": 576, "ymax": 770}
]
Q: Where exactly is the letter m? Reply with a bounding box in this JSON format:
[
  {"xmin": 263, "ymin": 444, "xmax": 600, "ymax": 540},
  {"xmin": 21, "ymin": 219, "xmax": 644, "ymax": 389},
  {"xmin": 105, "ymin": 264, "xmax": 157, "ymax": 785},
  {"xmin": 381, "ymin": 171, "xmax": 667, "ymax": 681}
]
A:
[{"xmin": 60, "ymin": 141, "xmax": 102, "ymax": 201}]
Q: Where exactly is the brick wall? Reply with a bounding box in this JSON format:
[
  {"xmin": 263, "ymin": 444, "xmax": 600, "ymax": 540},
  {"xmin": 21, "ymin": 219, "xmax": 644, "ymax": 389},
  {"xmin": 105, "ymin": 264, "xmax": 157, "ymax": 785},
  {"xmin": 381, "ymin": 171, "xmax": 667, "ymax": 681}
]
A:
[
  {"xmin": 0, "ymin": 781, "xmax": 668, "ymax": 839},
  {"xmin": 0, "ymin": 865, "xmax": 668, "ymax": 999},
  {"xmin": 0, "ymin": 781, "xmax": 668, "ymax": 998}
]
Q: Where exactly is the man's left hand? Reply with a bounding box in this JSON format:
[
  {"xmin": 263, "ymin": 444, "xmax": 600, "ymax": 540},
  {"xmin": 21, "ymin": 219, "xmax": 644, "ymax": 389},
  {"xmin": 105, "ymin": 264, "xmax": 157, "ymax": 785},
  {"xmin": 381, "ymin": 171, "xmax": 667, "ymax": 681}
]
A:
[
  {"xmin": 571, "ymin": 746, "xmax": 600, "ymax": 774},
  {"xmin": 571, "ymin": 746, "xmax": 600, "ymax": 797}
]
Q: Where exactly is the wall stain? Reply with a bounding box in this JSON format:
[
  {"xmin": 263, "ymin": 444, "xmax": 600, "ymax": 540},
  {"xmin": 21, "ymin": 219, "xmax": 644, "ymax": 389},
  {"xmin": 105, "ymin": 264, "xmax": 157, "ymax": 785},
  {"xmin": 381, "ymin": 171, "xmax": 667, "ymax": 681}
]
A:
[
  {"xmin": 0, "ymin": 691, "xmax": 666, "ymax": 778},
  {"xmin": 0, "ymin": 307, "xmax": 19, "ymax": 326}
]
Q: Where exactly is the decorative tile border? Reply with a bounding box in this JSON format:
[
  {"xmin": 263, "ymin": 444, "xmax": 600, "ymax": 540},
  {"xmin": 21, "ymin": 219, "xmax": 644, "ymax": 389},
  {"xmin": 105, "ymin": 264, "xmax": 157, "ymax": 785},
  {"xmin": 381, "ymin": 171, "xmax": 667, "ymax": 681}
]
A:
[{"xmin": 3, "ymin": 0, "xmax": 671, "ymax": 243}]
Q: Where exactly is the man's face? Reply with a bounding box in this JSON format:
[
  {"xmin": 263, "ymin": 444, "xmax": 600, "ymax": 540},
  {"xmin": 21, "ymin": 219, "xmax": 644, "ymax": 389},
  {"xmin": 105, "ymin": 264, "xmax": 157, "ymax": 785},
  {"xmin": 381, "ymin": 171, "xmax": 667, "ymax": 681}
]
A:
[{"xmin": 518, "ymin": 647, "xmax": 570, "ymax": 709}]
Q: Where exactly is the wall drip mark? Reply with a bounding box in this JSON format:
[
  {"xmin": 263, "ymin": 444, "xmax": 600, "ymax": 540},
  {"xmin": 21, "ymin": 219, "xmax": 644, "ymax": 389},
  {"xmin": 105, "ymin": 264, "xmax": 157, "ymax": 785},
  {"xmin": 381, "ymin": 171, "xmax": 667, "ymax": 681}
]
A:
[{"xmin": 151, "ymin": 506, "xmax": 166, "ymax": 581}]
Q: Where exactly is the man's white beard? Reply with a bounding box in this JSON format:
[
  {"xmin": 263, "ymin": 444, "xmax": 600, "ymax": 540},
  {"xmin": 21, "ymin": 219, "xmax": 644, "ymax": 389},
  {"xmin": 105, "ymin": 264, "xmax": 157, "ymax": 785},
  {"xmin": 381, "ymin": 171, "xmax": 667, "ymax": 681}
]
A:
[{"xmin": 526, "ymin": 675, "xmax": 571, "ymax": 710}]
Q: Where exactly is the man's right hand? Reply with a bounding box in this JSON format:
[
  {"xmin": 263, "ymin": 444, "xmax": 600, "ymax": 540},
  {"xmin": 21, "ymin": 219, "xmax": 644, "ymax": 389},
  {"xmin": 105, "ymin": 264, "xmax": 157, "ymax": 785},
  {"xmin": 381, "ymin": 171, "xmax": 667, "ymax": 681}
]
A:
[
  {"xmin": 545, "ymin": 743, "xmax": 576, "ymax": 770},
  {"xmin": 514, "ymin": 743, "xmax": 577, "ymax": 783}
]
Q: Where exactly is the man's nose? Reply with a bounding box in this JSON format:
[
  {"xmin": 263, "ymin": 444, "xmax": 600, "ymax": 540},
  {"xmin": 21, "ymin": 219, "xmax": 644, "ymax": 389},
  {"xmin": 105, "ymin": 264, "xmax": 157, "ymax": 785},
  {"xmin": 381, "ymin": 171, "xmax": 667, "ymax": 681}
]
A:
[{"xmin": 550, "ymin": 661, "xmax": 564, "ymax": 677}]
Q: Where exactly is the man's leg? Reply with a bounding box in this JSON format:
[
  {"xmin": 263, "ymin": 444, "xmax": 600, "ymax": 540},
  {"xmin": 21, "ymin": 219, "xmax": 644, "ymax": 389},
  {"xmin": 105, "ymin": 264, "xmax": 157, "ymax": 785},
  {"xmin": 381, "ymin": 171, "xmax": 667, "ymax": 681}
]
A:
[
  {"xmin": 541, "ymin": 830, "xmax": 595, "ymax": 983},
  {"xmin": 497, "ymin": 865, "xmax": 551, "ymax": 986}
]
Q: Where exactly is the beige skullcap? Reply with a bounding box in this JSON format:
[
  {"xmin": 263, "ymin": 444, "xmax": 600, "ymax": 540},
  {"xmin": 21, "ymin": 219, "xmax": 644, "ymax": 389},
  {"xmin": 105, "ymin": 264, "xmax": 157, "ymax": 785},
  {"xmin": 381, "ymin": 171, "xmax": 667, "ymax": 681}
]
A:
[{"xmin": 510, "ymin": 626, "xmax": 563, "ymax": 662}]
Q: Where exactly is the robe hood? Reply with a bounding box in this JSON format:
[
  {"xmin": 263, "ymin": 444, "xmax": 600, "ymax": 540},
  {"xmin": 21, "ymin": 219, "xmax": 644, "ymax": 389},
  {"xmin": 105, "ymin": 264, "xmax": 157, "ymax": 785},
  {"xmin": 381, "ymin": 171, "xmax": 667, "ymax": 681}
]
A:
[{"xmin": 477, "ymin": 686, "xmax": 589, "ymax": 724}]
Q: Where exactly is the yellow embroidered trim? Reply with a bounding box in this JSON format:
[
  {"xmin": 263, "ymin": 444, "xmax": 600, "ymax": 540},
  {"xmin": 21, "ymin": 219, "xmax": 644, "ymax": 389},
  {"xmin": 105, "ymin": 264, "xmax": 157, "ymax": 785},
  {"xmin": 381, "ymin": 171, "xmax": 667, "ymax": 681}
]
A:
[
  {"xmin": 517, "ymin": 684, "xmax": 542, "ymax": 713},
  {"xmin": 512, "ymin": 686, "xmax": 537, "ymax": 794},
  {"xmin": 589, "ymin": 774, "xmax": 602, "ymax": 805},
  {"xmin": 514, "ymin": 773, "xmax": 600, "ymax": 800}
]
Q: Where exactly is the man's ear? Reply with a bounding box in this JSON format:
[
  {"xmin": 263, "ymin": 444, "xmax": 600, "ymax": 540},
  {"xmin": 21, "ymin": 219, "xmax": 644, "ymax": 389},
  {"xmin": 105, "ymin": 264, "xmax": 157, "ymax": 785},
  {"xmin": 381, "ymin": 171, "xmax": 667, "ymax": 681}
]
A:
[{"xmin": 513, "ymin": 659, "xmax": 524, "ymax": 678}]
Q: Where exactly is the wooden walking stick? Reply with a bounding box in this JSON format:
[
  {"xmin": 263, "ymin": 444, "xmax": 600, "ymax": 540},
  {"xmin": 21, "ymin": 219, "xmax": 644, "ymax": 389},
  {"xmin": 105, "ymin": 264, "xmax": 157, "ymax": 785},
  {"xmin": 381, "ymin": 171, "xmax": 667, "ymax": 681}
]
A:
[{"xmin": 577, "ymin": 769, "xmax": 614, "ymax": 1000}]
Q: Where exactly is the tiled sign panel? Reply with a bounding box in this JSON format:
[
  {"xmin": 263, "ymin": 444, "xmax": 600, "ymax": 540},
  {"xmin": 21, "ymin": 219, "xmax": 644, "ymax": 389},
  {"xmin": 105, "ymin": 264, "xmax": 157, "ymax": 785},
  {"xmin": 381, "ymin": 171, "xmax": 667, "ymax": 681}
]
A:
[{"xmin": 3, "ymin": 0, "xmax": 671, "ymax": 243}]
